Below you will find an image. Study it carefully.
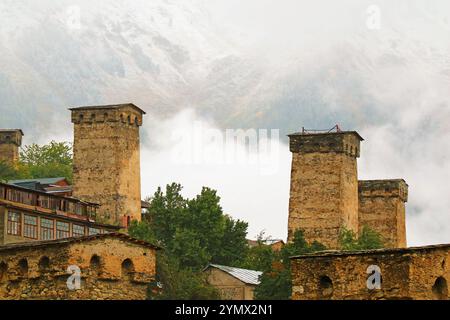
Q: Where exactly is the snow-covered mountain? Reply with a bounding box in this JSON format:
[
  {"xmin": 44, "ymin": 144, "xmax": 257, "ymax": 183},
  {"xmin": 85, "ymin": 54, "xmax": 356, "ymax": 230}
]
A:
[
  {"xmin": 0, "ymin": 0, "xmax": 244, "ymax": 134},
  {"xmin": 1, "ymin": 0, "xmax": 449, "ymax": 137}
]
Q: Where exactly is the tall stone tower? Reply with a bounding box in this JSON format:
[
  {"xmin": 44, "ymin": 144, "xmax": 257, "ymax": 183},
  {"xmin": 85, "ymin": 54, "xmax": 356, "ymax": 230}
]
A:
[
  {"xmin": 358, "ymin": 179, "xmax": 408, "ymax": 248},
  {"xmin": 0, "ymin": 129, "xmax": 23, "ymax": 166},
  {"xmin": 287, "ymin": 129, "xmax": 363, "ymax": 249},
  {"xmin": 70, "ymin": 104, "xmax": 145, "ymax": 227}
]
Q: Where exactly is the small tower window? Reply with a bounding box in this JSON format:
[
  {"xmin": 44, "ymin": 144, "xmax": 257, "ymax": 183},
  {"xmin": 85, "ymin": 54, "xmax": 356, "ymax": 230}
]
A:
[
  {"xmin": 319, "ymin": 276, "xmax": 333, "ymax": 298},
  {"xmin": 90, "ymin": 254, "xmax": 102, "ymax": 276},
  {"xmin": 0, "ymin": 261, "xmax": 8, "ymax": 282},
  {"xmin": 134, "ymin": 117, "xmax": 138, "ymax": 126},
  {"xmin": 121, "ymin": 258, "xmax": 134, "ymax": 280},
  {"xmin": 79, "ymin": 114, "xmax": 84, "ymax": 121},
  {"xmin": 18, "ymin": 258, "xmax": 28, "ymax": 277},
  {"xmin": 127, "ymin": 115, "xmax": 131, "ymax": 124},
  {"xmin": 39, "ymin": 256, "xmax": 50, "ymax": 271},
  {"xmin": 432, "ymin": 276, "xmax": 448, "ymax": 300}
]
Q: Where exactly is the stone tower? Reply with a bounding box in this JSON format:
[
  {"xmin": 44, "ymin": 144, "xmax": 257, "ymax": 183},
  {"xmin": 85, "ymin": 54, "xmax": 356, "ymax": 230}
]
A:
[
  {"xmin": 0, "ymin": 129, "xmax": 23, "ymax": 166},
  {"xmin": 287, "ymin": 130, "xmax": 363, "ymax": 249},
  {"xmin": 358, "ymin": 179, "xmax": 408, "ymax": 248},
  {"xmin": 70, "ymin": 104, "xmax": 145, "ymax": 227}
]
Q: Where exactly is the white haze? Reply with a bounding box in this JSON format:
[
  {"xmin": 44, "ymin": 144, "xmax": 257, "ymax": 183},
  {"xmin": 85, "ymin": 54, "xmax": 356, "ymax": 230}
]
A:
[{"xmin": 1, "ymin": 0, "xmax": 449, "ymax": 244}]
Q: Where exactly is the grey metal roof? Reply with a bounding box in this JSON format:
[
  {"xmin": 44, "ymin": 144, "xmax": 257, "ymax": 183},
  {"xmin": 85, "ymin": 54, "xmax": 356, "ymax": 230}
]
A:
[
  {"xmin": 69, "ymin": 103, "xmax": 146, "ymax": 115},
  {"xmin": 9, "ymin": 177, "xmax": 68, "ymax": 185},
  {"xmin": 207, "ymin": 264, "xmax": 262, "ymax": 285}
]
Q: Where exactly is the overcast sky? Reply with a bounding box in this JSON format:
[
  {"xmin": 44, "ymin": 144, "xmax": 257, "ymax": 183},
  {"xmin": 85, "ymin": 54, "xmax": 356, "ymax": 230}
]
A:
[{"xmin": 1, "ymin": 0, "xmax": 449, "ymax": 245}]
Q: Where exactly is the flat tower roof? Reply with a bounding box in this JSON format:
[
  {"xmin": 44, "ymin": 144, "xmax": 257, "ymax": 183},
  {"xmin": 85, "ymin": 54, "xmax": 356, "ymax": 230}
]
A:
[
  {"xmin": 69, "ymin": 103, "xmax": 146, "ymax": 115},
  {"xmin": 287, "ymin": 130, "xmax": 364, "ymax": 141}
]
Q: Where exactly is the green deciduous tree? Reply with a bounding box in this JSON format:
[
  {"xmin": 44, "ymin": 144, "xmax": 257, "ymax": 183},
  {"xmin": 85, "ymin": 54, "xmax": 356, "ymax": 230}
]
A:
[
  {"xmin": 254, "ymin": 230, "xmax": 326, "ymax": 300},
  {"xmin": 129, "ymin": 183, "xmax": 249, "ymax": 299},
  {"xmin": 339, "ymin": 225, "xmax": 384, "ymax": 250},
  {"xmin": 148, "ymin": 253, "xmax": 220, "ymax": 300},
  {"xmin": 17, "ymin": 141, "xmax": 73, "ymax": 182},
  {"xmin": 0, "ymin": 161, "xmax": 18, "ymax": 182}
]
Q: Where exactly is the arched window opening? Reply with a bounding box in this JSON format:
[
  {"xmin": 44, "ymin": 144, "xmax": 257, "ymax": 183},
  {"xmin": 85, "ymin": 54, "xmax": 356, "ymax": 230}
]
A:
[
  {"xmin": 319, "ymin": 276, "xmax": 333, "ymax": 298},
  {"xmin": 134, "ymin": 117, "xmax": 138, "ymax": 126},
  {"xmin": 121, "ymin": 259, "xmax": 134, "ymax": 280},
  {"xmin": 38, "ymin": 256, "xmax": 50, "ymax": 271},
  {"xmin": 0, "ymin": 262, "xmax": 8, "ymax": 282},
  {"xmin": 79, "ymin": 114, "xmax": 84, "ymax": 121},
  {"xmin": 18, "ymin": 258, "xmax": 28, "ymax": 277},
  {"xmin": 127, "ymin": 115, "xmax": 131, "ymax": 124},
  {"xmin": 90, "ymin": 254, "xmax": 102, "ymax": 275},
  {"xmin": 432, "ymin": 276, "xmax": 448, "ymax": 300}
]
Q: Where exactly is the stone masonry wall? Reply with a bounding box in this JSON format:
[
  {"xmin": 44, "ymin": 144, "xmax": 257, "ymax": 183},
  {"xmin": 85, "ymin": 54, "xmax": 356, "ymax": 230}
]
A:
[
  {"xmin": 0, "ymin": 130, "xmax": 22, "ymax": 166},
  {"xmin": 287, "ymin": 132, "xmax": 362, "ymax": 249},
  {"xmin": 205, "ymin": 267, "xmax": 255, "ymax": 300},
  {"xmin": 0, "ymin": 235, "xmax": 157, "ymax": 300},
  {"xmin": 291, "ymin": 244, "xmax": 449, "ymax": 300},
  {"xmin": 71, "ymin": 105, "xmax": 143, "ymax": 226},
  {"xmin": 358, "ymin": 180, "xmax": 408, "ymax": 248}
]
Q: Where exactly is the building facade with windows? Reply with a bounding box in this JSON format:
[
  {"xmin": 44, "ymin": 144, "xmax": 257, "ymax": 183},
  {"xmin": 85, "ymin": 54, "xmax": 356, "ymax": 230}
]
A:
[{"xmin": 0, "ymin": 182, "xmax": 121, "ymax": 245}]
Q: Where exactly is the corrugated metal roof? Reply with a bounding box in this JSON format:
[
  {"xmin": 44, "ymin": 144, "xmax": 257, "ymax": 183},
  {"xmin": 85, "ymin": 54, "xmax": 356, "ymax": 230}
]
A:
[{"xmin": 207, "ymin": 264, "xmax": 262, "ymax": 285}]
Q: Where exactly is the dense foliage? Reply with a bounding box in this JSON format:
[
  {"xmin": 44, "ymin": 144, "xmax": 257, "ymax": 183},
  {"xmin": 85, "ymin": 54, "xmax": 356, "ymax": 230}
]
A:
[
  {"xmin": 129, "ymin": 183, "xmax": 249, "ymax": 299},
  {"xmin": 0, "ymin": 141, "xmax": 73, "ymax": 182},
  {"xmin": 0, "ymin": 161, "xmax": 17, "ymax": 182},
  {"xmin": 339, "ymin": 226, "xmax": 384, "ymax": 250},
  {"xmin": 252, "ymin": 230, "xmax": 326, "ymax": 300}
]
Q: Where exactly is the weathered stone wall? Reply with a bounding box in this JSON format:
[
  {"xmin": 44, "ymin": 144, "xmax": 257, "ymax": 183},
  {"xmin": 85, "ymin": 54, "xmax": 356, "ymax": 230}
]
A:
[
  {"xmin": 204, "ymin": 267, "xmax": 255, "ymax": 300},
  {"xmin": 0, "ymin": 235, "xmax": 157, "ymax": 300},
  {"xmin": 291, "ymin": 244, "xmax": 449, "ymax": 300},
  {"xmin": 71, "ymin": 105, "xmax": 144, "ymax": 226},
  {"xmin": 287, "ymin": 132, "xmax": 362, "ymax": 248},
  {"xmin": 358, "ymin": 180, "xmax": 408, "ymax": 248},
  {"xmin": 0, "ymin": 130, "xmax": 22, "ymax": 166}
]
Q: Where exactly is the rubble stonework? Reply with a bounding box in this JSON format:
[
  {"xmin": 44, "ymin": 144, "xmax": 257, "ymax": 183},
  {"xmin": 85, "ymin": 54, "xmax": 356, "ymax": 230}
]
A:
[
  {"xmin": 291, "ymin": 244, "xmax": 449, "ymax": 300},
  {"xmin": 287, "ymin": 130, "xmax": 409, "ymax": 250},
  {"xmin": 0, "ymin": 129, "xmax": 23, "ymax": 166},
  {"xmin": 70, "ymin": 104, "xmax": 145, "ymax": 226},
  {"xmin": 0, "ymin": 233, "xmax": 159, "ymax": 300},
  {"xmin": 358, "ymin": 180, "xmax": 408, "ymax": 248},
  {"xmin": 287, "ymin": 131, "xmax": 362, "ymax": 248}
]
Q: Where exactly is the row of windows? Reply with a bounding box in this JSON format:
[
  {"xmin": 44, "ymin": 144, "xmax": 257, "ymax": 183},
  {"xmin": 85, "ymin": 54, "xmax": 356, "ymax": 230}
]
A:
[
  {"xmin": 7, "ymin": 211, "xmax": 104, "ymax": 240},
  {"xmin": 0, "ymin": 186, "xmax": 97, "ymax": 217}
]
